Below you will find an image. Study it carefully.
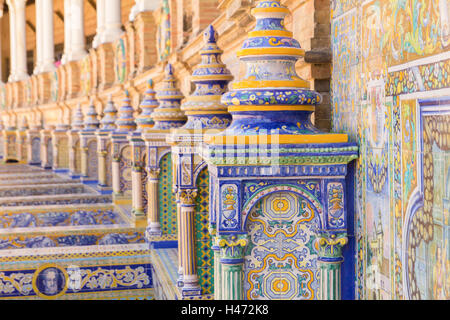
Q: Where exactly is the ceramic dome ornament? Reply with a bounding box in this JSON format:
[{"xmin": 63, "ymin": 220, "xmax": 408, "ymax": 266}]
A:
[
  {"xmin": 19, "ymin": 116, "xmax": 29, "ymax": 131},
  {"xmin": 72, "ymin": 104, "xmax": 85, "ymax": 131},
  {"xmin": 207, "ymin": 0, "xmax": 347, "ymax": 145},
  {"xmin": 178, "ymin": 24, "xmax": 233, "ymax": 130},
  {"xmin": 151, "ymin": 63, "xmax": 186, "ymax": 130},
  {"xmin": 115, "ymin": 90, "xmax": 137, "ymax": 131},
  {"xmin": 100, "ymin": 95, "xmax": 118, "ymax": 130},
  {"xmin": 83, "ymin": 99, "xmax": 100, "ymax": 131},
  {"xmin": 136, "ymin": 79, "xmax": 159, "ymax": 131}
]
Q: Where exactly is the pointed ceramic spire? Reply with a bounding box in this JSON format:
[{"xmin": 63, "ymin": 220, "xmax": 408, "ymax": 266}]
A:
[
  {"xmin": 72, "ymin": 104, "xmax": 85, "ymax": 130},
  {"xmin": 179, "ymin": 25, "xmax": 233, "ymax": 130},
  {"xmin": 115, "ymin": 90, "xmax": 137, "ymax": 131},
  {"xmin": 83, "ymin": 99, "xmax": 100, "ymax": 130},
  {"xmin": 151, "ymin": 64, "xmax": 186, "ymax": 130},
  {"xmin": 136, "ymin": 79, "xmax": 159, "ymax": 131},
  {"xmin": 100, "ymin": 94, "xmax": 118, "ymax": 130},
  {"xmin": 19, "ymin": 116, "xmax": 29, "ymax": 131},
  {"xmin": 207, "ymin": 0, "xmax": 347, "ymax": 145}
]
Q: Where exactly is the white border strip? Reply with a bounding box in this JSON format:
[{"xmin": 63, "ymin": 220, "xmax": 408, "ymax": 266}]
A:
[{"xmin": 388, "ymin": 51, "xmax": 450, "ymax": 73}]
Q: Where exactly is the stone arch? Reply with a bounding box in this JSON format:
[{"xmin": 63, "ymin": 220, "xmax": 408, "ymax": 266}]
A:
[
  {"xmin": 193, "ymin": 160, "xmax": 207, "ymax": 183},
  {"xmin": 243, "ymin": 190, "xmax": 321, "ymax": 300},
  {"xmin": 242, "ymin": 184, "xmax": 324, "ymax": 231}
]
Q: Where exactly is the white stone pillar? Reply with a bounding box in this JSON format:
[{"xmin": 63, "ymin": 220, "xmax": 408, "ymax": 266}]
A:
[
  {"xmin": 40, "ymin": 0, "xmax": 55, "ymax": 72},
  {"xmin": 101, "ymin": 0, "xmax": 123, "ymax": 44},
  {"xmin": 69, "ymin": 0, "xmax": 87, "ymax": 61},
  {"xmin": 33, "ymin": 0, "xmax": 43, "ymax": 74},
  {"xmin": 129, "ymin": 0, "xmax": 157, "ymax": 21},
  {"xmin": 61, "ymin": 0, "xmax": 72, "ymax": 64},
  {"xmin": 92, "ymin": 0, "xmax": 105, "ymax": 48},
  {"xmin": 0, "ymin": 11, "xmax": 4, "ymax": 83},
  {"xmin": 6, "ymin": 0, "xmax": 17, "ymax": 82},
  {"xmin": 13, "ymin": 0, "xmax": 28, "ymax": 81}
]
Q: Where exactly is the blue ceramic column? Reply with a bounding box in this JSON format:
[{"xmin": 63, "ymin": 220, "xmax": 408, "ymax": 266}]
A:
[
  {"xmin": 96, "ymin": 95, "xmax": 118, "ymax": 193},
  {"xmin": 142, "ymin": 63, "xmax": 186, "ymax": 286},
  {"xmin": 68, "ymin": 104, "xmax": 84, "ymax": 178},
  {"xmin": 202, "ymin": 0, "xmax": 358, "ymax": 300},
  {"xmin": 167, "ymin": 25, "xmax": 233, "ymax": 298},
  {"xmin": 111, "ymin": 91, "xmax": 136, "ymax": 204},
  {"xmin": 80, "ymin": 100, "xmax": 100, "ymax": 184}
]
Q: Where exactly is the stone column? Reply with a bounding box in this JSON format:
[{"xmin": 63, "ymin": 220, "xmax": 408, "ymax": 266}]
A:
[
  {"xmin": 7, "ymin": 0, "xmax": 28, "ymax": 81},
  {"xmin": 33, "ymin": 0, "xmax": 43, "ymax": 74},
  {"xmin": 40, "ymin": 0, "xmax": 55, "ymax": 72},
  {"xmin": 211, "ymin": 236, "xmax": 222, "ymax": 300},
  {"xmin": 69, "ymin": 0, "xmax": 87, "ymax": 61},
  {"xmin": 131, "ymin": 167, "xmax": 144, "ymax": 218},
  {"xmin": 178, "ymin": 188, "xmax": 201, "ymax": 296},
  {"xmin": 97, "ymin": 150, "xmax": 107, "ymax": 185},
  {"xmin": 173, "ymin": 187, "xmax": 185, "ymax": 287},
  {"xmin": 7, "ymin": 0, "xmax": 16, "ymax": 82},
  {"xmin": 146, "ymin": 167, "xmax": 162, "ymax": 235},
  {"xmin": 218, "ymin": 234, "xmax": 248, "ymax": 300},
  {"xmin": 101, "ymin": 0, "xmax": 123, "ymax": 44},
  {"xmin": 15, "ymin": 0, "xmax": 28, "ymax": 81},
  {"xmin": 112, "ymin": 156, "xmax": 121, "ymax": 194},
  {"xmin": 92, "ymin": 0, "xmax": 105, "ymax": 48},
  {"xmin": 61, "ymin": 0, "xmax": 72, "ymax": 64},
  {"xmin": 316, "ymin": 233, "xmax": 348, "ymax": 300},
  {"xmin": 129, "ymin": 0, "xmax": 156, "ymax": 21}
]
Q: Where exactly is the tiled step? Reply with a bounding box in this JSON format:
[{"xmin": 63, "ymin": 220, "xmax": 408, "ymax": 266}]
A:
[
  {"xmin": 0, "ymin": 243, "xmax": 152, "ymax": 300},
  {"xmin": 0, "ymin": 178, "xmax": 76, "ymax": 186},
  {"xmin": 0, "ymin": 164, "xmax": 44, "ymax": 174},
  {"xmin": 0, "ymin": 224, "xmax": 146, "ymax": 250},
  {"xmin": 0, "ymin": 193, "xmax": 112, "ymax": 207},
  {"xmin": 0, "ymin": 172, "xmax": 55, "ymax": 181},
  {"xmin": 0, "ymin": 183, "xmax": 90, "ymax": 198},
  {"xmin": 0, "ymin": 204, "xmax": 127, "ymax": 228}
]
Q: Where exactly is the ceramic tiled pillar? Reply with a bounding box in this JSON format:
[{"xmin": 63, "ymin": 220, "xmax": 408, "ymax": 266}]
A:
[
  {"xmin": 129, "ymin": 80, "xmax": 159, "ymax": 227},
  {"xmin": 80, "ymin": 100, "xmax": 100, "ymax": 184},
  {"xmin": 40, "ymin": 125, "xmax": 55, "ymax": 169},
  {"xmin": 96, "ymin": 95, "xmax": 117, "ymax": 194},
  {"xmin": 16, "ymin": 117, "xmax": 28, "ymax": 163},
  {"xmin": 201, "ymin": 0, "xmax": 358, "ymax": 300},
  {"xmin": 167, "ymin": 25, "xmax": 233, "ymax": 297},
  {"xmin": 111, "ymin": 91, "xmax": 136, "ymax": 205},
  {"xmin": 26, "ymin": 124, "xmax": 42, "ymax": 166},
  {"xmin": 143, "ymin": 63, "xmax": 186, "ymax": 285},
  {"xmin": 67, "ymin": 104, "xmax": 84, "ymax": 178},
  {"xmin": 52, "ymin": 123, "xmax": 71, "ymax": 173}
]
